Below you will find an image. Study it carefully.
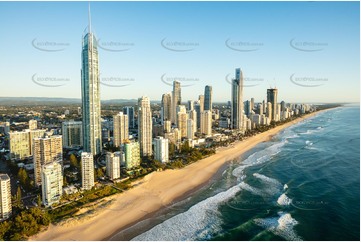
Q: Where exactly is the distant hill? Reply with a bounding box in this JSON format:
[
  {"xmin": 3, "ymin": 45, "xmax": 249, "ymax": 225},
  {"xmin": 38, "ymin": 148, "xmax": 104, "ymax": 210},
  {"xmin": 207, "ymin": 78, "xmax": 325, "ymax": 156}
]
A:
[{"xmin": 0, "ymin": 97, "xmax": 143, "ymax": 106}]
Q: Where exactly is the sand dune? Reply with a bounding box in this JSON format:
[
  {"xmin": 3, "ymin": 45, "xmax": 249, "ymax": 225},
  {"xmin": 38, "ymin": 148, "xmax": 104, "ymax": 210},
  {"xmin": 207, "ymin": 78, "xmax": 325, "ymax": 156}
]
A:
[{"xmin": 31, "ymin": 111, "xmax": 321, "ymax": 241}]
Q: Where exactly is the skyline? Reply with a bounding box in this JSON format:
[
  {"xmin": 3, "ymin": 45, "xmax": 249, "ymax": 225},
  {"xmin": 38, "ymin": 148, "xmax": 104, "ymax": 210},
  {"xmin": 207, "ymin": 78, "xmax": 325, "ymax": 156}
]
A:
[{"xmin": 0, "ymin": 1, "xmax": 359, "ymax": 103}]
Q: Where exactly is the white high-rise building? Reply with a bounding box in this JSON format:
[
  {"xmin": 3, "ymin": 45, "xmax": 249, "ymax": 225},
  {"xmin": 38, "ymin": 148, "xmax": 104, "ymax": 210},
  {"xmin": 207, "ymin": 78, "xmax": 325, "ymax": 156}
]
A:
[
  {"xmin": 106, "ymin": 152, "xmax": 121, "ymax": 180},
  {"xmin": 266, "ymin": 102, "xmax": 272, "ymax": 121},
  {"xmin": 29, "ymin": 119, "xmax": 37, "ymax": 130},
  {"xmin": 41, "ymin": 162, "xmax": 63, "ymax": 207},
  {"xmin": 173, "ymin": 128, "xmax": 181, "ymax": 143},
  {"xmin": 81, "ymin": 10, "xmax": 102, "ymax": 156},
  {"xmin": 62, "ymin": 120, "xmax": 83, "ymax": 148},
  {"xmin": 138, "ymin": 96, "xmax": 153, "ymax": 157},
  {"xmin": 198, "ymin": 95, "xmax": 204, "ymax": 111},
  {"xmin": 9, "ymin": 129, "xmax": 46, "ymax": 160},
  {"xmin": 163, "ymin": 120, "xmax": 171, "ymax": 133},
  {"xmin": 33, "ymin": 135, "xmax": 62, "ymax": 187},
  {"xmin": 154, "ymin": 136, "xmax": 169, "ymax": 163},
  {"xmin": 177, "ymin": 111, "xmax": 188, "ymax": 138},
  {"xmin": 0, "ymin": 174, "xmax": 11, "ymax": 220},
  {"xmin": 113, "ymin": 112, "xmax": 129, "ymax": 147},
  {"xmin": 200, "ymin": 110, "xmax": 212, "ymax": 136},
  {"xmin": 81, "ymin": 152, "xmax": 94, "ymax": 190},
  {"xmin": 231, "ymin": 68, "xmax": 244, "ymax": 130},
  {"xmin": 187, "ymin": 119, "xmax": 194, "ymax": 139},
  {"xmin": 277, "ymin": 103, "xmax": 281, "ymax": 122},
  {"xmin": 188, "ymin": 109, "xmax": 197, "ymax": 131}
]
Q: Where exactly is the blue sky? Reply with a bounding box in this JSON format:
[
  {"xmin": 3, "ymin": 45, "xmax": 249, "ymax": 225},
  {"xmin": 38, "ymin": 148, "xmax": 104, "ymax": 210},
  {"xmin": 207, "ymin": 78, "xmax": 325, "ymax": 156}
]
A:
[{"xmin": 0, "ymin": 1, "xmax": 359, "ymax": 103}]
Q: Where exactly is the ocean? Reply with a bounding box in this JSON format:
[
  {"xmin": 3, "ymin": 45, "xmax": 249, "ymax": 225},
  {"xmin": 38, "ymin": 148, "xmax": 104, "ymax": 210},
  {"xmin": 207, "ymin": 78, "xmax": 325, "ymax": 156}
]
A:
[{"xmin": 129, "ymin": 105, "xmax": 360, "ymax": 241}]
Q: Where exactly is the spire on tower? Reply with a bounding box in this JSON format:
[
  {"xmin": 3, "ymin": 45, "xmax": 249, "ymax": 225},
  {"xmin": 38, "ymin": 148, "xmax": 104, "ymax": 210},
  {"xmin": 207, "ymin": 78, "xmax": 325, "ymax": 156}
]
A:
[{"xmin": 88, "ymin": 2, "xmax": 92, "ymax": 33}]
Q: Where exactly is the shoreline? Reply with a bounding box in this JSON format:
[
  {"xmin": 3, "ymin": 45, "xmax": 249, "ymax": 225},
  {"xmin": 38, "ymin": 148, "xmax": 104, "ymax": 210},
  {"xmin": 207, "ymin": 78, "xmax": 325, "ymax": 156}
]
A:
[
  {"xmin": 31, "ymin": 110, "xmax": 329, "ymax": 241},
  {"xmin": 106, "ymin": 160, "xmax": 231, "ymax": 241}
]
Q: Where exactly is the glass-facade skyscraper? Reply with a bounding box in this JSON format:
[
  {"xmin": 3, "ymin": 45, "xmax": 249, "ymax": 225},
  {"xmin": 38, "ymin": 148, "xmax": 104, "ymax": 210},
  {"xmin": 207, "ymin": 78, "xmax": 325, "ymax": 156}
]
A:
[
  {"xmin": 204, "ymin": 85, "xmax": 213, "ymax": 113},
  {"xmin": 267, "ymin": 88, "xmax": 278, "ymax": 121},
  {"xmin": 81, "ymin": 14, "xmax": 102, "ymax": 156},
  {"xmin": 171, "ymin": 81, "xmax": 181, "ymax": 124},
  {"xmin": 123, "ymin": 106, "xmax": 135, "ymax": 129},
  {"xmin": 231, "ymin": 68, "xmax": 244, "ymax": 130}
]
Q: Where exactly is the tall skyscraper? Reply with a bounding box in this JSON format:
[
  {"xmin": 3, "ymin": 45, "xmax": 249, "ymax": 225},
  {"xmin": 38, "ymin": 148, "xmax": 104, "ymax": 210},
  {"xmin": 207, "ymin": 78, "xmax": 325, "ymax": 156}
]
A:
[
  {"xmin": 106, "ymin": 152, "xmax": 121, "ymax": 180},
  {"xmin": 267, "ymin": 88, "xmax": 278, "ymax": 121},
  {"xmin": 123, "ymin": 106, "xmax": 135, "ymax": 129},
  {"xmin": 250, "ymin": 98, "xmax": 255, "ymax": 112},
  {"xmin": 198, "ymin": 95, "xmax": 204, "ymax": 112},
  {"xmin": 188, "ymin": 109, "xmax": 197, "ymax": 131},
  {"xmin": 266, "ymin": 102, "xmax": 272, "ymax": 120},
  {"xmin": 188, "ymin": 100, "xmax": 194, "ymax": 111},
  {"xmin": 163, "ymin": 120, "xmax": 171, "ymax": 133},
  {"xmin": 154, "ymin": 136, "xmax": 169, "ymax": 163},
  {"xmin": 244, "ymin": 100, "xmax": 251, "ymax": 117},
  {"xmin": 259, "ymin": 103, "xmax": 264, "ymax": 115},
  {"xmin": 204, "ymin": 85, "xmax": 213, "ymax": 113},
  {"xmin": 29, "ymin": 120, "xmax": 37, "ymax": 130},
  {"xmin": 187, "ymin": 119, "xmax": 194, "ymax": 139},
  {"xmin": 62, "ymin": 120, "xmax": 83, "ymax": 148},
  {"xmin": 138, "ymin": 96, "xmax": 152, "ymax": 157},
  {"xmin": 262, "ymin": 100, "xmax": 266, "ymax": 114},
  {"xmin": 81, "ymin": 152, "xmax": 94, "ymax": 190},
  {"xmin": 0, "ymin": 174, "xmax": 11, "ymax": 220},
  {"xmin": 200, "ymin": 110, "xmax": 212, "ymax": 136},
  {"xmin": 195, "ymin": 104, "xmax": 201, "ymax": 129},
  {"xmin": 231, "ymin": 68, "xmax": 244, "ymax": 130},
  {"xmin": 33, "ymin": 135, "xmax": 62, "ymax": 187},
  {"xmin": 161, "ymin": 93, "xmax": 172, "ymax": 122},
  {"xmin": 41, "ymin": 162, "xmax": 63, "ymax": 207},
  {"xmin": 277, "ymin": 103, "xmax": 281, "ymax": 121},
  {"xmin": 171, "ymin": 81, "xmax": 181, "ymax": 124},
  {"xmin": 113, "ymin": 112, "xmax": 129, "ymax": 147},
  {"xmin": 177, "ymin": 112, "xmax": 188, "ymax": 138},
  {"xmin": 81, "ymin": 9, "xmax": 102, "ymax": 156},
  {"xmin": 280, "ymin": 101, "xmax": 286, "ymax": 112},
  {"xmin": 124, "ymin": 141, "xmax": 141, "ymax": 169}
]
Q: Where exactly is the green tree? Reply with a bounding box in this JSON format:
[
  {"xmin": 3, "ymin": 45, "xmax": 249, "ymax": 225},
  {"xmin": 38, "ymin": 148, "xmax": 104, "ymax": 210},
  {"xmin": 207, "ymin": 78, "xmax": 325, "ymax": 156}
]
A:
[
  {"xmin": 63, "ymin": 176, "xmax": 68, "ymax": 187},
  {"xmin": 29, "ymin": 207, "xmax": 51, "ymax": 226},
  {"xmin": 169, "ymin": 143, "xmax": 176, "ymax": 157},
  {"xmin": 16, "ymin": 186, "xmax": 22, "ymax": 208},
  {"xmin": 0, "ymin": 221, "xmax": 11, "ymax": 240},
  {"xmin": 181, "ymin": 141, "xmax": 191, "ymax": 154},
  {"xmin": 17, "ymin": 168, "xmax": 31, "ymax": 190},
  {"xmin": 37, "ymin": 195, "xmax": 42, "ymax": 207},
  {"xmin": 95, "ymin": 168, "xmax": 104, "ymax": 179},
  {"xmin": 12, "ymin": 211, "xmax": 39, "ymax": 237},
  {"xmin": 69, "ymin": 154, "xmax": 79, "ymax": 168}
]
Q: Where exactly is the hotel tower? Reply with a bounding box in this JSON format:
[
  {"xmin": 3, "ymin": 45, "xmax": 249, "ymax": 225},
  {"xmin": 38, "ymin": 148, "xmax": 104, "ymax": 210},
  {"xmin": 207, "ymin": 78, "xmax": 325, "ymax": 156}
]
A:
[{"xmin": 81, "ymin": 6, "xmax": 102, "ymax": 155}]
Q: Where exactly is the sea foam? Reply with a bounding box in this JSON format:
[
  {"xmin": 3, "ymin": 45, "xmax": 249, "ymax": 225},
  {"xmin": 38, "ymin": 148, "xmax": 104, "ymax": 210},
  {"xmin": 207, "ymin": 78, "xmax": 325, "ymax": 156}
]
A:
[
  {"xmin": 254, "ymin": 212, "xmax": 302, "ymax": 241},
  {"xmin": 132, "ymin": 184, "xmax": 242, "ymax": 241},
  {"xmin": 277, "ymin": 193, "xmax": 292, "ymax": 206}
]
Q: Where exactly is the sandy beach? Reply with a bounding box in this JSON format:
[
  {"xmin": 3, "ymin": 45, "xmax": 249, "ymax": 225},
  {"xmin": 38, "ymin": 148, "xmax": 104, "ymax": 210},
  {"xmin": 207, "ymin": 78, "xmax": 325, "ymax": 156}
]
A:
[{"xmin": 31, "ymin": 111, "xmax": 323, "ymax": 241}]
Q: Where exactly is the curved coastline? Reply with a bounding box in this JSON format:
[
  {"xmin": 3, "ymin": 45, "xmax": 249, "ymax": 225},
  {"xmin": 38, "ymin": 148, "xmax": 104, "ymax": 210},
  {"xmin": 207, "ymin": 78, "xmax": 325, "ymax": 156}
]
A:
[{"xmin": 30, "ymin": 110, "xmax": 330, "ymax": 241}]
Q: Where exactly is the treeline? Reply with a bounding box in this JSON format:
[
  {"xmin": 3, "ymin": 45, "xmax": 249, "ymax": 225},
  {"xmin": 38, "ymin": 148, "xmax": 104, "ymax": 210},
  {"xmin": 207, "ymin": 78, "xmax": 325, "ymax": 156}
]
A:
[{"xmin": 0, "ymin": 207, "xmax": 51, "ymax": 240}]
